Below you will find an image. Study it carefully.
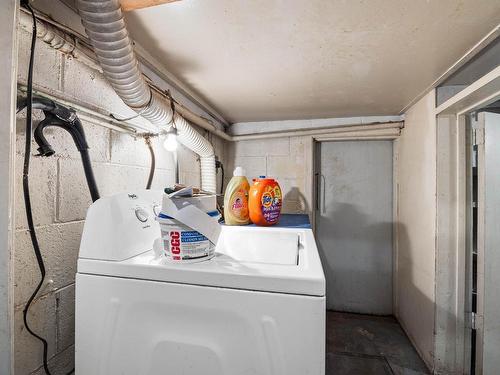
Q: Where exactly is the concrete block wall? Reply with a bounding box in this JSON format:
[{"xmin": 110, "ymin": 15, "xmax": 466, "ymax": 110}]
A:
[
  {"xmin": 226, "ymin": 136, "xmax": 313, "ymax": 215},
  {"xmin": 15, "ymin": 28, "xmax": 226, "ymax": 374}
]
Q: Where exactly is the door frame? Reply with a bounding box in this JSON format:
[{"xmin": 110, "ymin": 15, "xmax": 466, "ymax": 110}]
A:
[
  {"xmin": 434, "ymin": 67, "xmax": 500, "ymax": 374},
  {"xmin": 0, "ymin": 1, "xmax": 18, "ymax": 374},
  {"xmin": 472, "ymin": 111, "xmax": 500, "ymax": 374}
]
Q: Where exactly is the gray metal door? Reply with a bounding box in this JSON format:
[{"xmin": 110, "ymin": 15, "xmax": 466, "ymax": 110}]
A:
[
  {"xmin": 315, "ymin": 141, "xmax": 393, "ymax": 314},
  {"xmin": 476, "ymin": 112, "xmax": 500, "ymax": 374}
]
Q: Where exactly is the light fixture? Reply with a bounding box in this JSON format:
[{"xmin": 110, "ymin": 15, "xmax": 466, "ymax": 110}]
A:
[{"xmin": 163, "ymin": 126, "xmax": 178, "ymax": 152}]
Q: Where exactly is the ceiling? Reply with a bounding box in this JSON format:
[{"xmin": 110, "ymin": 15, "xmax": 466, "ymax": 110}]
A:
[{"xmin": 122, "ymin": 1, "xmax": 499, "ymax": 123}]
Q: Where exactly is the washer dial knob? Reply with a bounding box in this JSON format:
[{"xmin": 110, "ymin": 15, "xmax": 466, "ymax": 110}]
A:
[{"xmin": 135, "ymin": 207, "xmax": 149, "ymax": 223}]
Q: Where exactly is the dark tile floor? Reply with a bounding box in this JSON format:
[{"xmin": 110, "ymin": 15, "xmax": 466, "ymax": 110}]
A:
[{"xmin": 326, "ymin": 311, "xmax": 430, "ymax": 375}]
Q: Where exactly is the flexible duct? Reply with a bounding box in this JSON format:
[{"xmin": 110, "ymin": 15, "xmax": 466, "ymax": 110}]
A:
[{"xmin": 76, "ymin": 0, "xmax": 217, "ymax": 193}]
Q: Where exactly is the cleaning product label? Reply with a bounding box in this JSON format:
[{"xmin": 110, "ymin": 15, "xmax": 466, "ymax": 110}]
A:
[
  {"xmin": 229, "ymin": 189, "xmax": 249, "ymax": 219},
  {"xmin": 261, "ymin": 185, "xmax": 282, "ymax": 223},
  {"xmin": 156, "ymin": 193, "xmax": 218, "ymax": 263},
  {"xmin": 165, "ymin": 229, "xmax": 213, "ymax": 261}
]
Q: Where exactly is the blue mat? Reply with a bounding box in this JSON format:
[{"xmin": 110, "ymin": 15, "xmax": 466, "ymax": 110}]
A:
[{"xmin": 222, "ymin": 214, "xmax": 311, "ymax": 229}]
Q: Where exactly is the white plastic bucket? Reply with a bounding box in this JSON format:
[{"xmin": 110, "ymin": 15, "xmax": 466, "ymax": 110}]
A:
[
  {"xmin": 155, "ymin": 193, "xmax": 220, "ymax": 263},
  {"xmin": 156, "ymin": 213, "xmax": 219, "ymax": 262}
]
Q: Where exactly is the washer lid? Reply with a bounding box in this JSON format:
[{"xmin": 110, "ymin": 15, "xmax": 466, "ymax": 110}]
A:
[{"xmin": 78, "ymin": 226, "xmax": 325, "ymax": 297}]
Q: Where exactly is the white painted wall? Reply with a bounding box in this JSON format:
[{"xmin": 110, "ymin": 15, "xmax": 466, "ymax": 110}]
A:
[
  {"xmin": 14, "ymin": 26, "xmax": 226, "ymax": 374},
  {"xmin": 395, "ymin": 90, "xmax": 437, "ymax": 370}
]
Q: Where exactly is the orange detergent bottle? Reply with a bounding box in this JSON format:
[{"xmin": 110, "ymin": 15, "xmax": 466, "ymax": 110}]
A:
[{"xmin": 248, "ymin": 176, "xmax": 282, "ymax": 226}]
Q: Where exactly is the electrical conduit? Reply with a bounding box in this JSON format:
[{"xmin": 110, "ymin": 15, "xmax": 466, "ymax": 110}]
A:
[{"xmin": 76, "ymin": 0, "xmax": 217, "ymax": 193}]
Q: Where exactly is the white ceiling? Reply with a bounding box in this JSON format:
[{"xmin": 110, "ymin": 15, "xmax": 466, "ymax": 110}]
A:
[{"xmin": 123, "ymin": 1, "xmax": 500, "ymax": 123}]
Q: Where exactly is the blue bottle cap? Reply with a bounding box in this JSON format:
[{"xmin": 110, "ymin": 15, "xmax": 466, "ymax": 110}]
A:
[{"xmin": 259, "ymin": 175, "xmax": 266, "ymax": 178}]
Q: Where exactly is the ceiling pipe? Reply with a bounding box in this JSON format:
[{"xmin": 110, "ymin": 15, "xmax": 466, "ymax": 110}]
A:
[
  {"xmin": 19, "ymin": 81, "xmax": 401, "ymax": 143},
  {"xmin": 76, "ymin": 0, "xmax": 216, "ymax": 193},
  {"xmin": 230, "ymin": 122, "xmax": 403, "ymax": 141},
  {"xmin": 18, "ymin": 10, "xmax": 101, "ymax": 72},
  {"xmin": 174, "ymin": 103, "xmax": 232, "ymax": 141}
]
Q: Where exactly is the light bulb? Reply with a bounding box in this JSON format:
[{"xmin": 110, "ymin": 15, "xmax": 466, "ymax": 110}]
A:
[{"xmin": 163, "ymin": 132, "xmax": 178, "ymax": 151}]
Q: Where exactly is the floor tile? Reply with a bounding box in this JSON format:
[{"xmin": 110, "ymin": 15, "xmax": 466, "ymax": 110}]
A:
[
  {"xmin": 326, "ymin": 311, "xmax": 430, "ymax": 375},
  {"xmin": 326, "ymin": 352, "xmax": 393, "ymax": 375}
]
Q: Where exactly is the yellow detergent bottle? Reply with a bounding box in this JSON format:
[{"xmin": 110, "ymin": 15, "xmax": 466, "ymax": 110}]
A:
[{"xmin": 224, "ymin": 167, "xmax": 250, "ymax": 225}]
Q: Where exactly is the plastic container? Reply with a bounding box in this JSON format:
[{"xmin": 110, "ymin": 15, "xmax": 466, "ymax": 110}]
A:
[
  {"xmin": 248, "ymin": 176, "xmax": 282, "ymax": 226},
  {"xmin": 223, "ymin": 167, "xmax": 250, "ymax": 225},
  {"xmin": 156, "ymin": 194, "xmax": 220, "ymax": 263}
]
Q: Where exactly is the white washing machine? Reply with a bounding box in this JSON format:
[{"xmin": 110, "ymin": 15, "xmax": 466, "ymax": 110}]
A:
[{"xmin": 75, "ymin": 190, "xmax": 326, "ymax": 375}]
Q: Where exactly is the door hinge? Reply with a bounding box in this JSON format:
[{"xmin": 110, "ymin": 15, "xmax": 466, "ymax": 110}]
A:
[
  {"xmin": 471, "ymin": 312, "xmax": 483, "ymax": 331},
  {"xmin": 473, "ymin": 128, "xmax": 485, "ymax": 146}
]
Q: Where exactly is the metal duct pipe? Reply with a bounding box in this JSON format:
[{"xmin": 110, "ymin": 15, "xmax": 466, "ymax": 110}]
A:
[
  {"xmin": 18, "ymin": 11, "xmax": 101, "ymax": 72},
  {"xmin": 76, "ymin": 0, "xmax": 217, "ymax": 193}
]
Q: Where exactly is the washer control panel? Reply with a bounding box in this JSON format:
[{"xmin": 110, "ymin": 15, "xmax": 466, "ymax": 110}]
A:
[{"xmin": 80, "ymin": 189, "xmax": 162, "ymax": 261}]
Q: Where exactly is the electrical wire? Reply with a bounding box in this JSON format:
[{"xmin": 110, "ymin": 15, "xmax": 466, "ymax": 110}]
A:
[
  {"xmin": 20, "ymin": 4, "xmax": 53, "ymax": 374},
  {"xmin": 145, "ymin": 136, "xmax": 156, "ymax": 189},
  {"xmin": 215, "ymin": 159, "xmax": 225, "ymax": 195},
  {"xmin": 219, "ymin": 163, "xmax": 225, "ymax": 195},
  {"xmin": 21, "ymin": 2, "xmax": 74, "ymax": 374}
]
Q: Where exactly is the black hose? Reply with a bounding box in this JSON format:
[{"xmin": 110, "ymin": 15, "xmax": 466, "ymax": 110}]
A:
[
  {"xmin": 220, "ymin": 163, "xmax": 224, "ymax": 195},
  {"xmin": 31, "ymin": 112, "xmax": 100, "ymax": 202},
  {"xmin": 81, "ymin": 149, "xmax": 100, "ymax": 202},
  {"xmin": 21, "ymin": 4, "xmax": 53, "ymax": 375},
  {"xmin": 17, "ymin": 94, "xmax": 56, "ymax": 113},
  {"xmin": 145, "ymin": 137, "xmax": 155, "ymax": 189},
  {"xmin": 215, "ymin": 159, "xmax": 224, "ymax": 195},
  {"xmin": 174, "ymin": 152, "xmax": 179, "ymax": 184}
]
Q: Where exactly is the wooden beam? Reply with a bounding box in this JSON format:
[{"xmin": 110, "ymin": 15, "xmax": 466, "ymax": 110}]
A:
[{"xmin": 120, "ymin": 0, "xmax": 180, "ymax": 11}]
